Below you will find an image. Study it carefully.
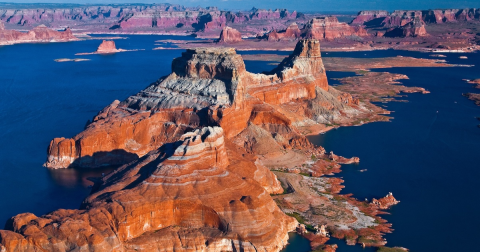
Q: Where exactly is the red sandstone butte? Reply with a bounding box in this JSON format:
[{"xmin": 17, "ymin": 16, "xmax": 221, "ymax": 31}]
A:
[
  {"xmin": 44, "ymin": 39, "xmax": 368, "ymax": 169},
  {"xmin": 96, "ymin": 40, "xmax": 120, "ymax": 53},
  {"xmin": 217, "ymin": 26, "xmax": 242, "ymax": 43},
  {"xmin": 0, "ymin": 23, "xmax": 77, "ymax": 45}
]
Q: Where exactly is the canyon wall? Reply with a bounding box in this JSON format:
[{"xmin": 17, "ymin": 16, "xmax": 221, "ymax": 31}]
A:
[
  {"xmin": 1, "ymin": 127, "xmax": 296, "ymax": 252},
  {"xmin": 352, "ymin": 8, "xmax": 480, "ymax": 27},
  {"xmin": 0, "ymin": 4, "xmax": 303, "ymax": 36},
  {"xmin": 266, "ymin": 17, "xmax": 368, "ymax": 41},
  {"xmin": 0, "ymin": 22, "xmax": 77, "ymax": 45}
]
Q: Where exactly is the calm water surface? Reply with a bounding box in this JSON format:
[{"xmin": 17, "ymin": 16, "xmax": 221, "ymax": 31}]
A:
[
  {"xmin": 0, "ymin": 36, "xmax": 479, "ymax": 252},
  {"xmin": 309, "ymin": 50, "xmax": 480, "ymax": 251}
]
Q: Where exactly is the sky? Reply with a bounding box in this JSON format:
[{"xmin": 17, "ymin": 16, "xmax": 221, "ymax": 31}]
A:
[{"xmin": 1, "ymin": 0, "xmax": 479, "ymax": 12}]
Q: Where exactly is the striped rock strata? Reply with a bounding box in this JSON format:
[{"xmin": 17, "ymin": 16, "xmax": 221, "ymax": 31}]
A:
[
  {"xmin": 45, "ymin": 39, "xmax": 350, "ymax": 169},
  {"xmin": 0, "ymin": 126, "xmax": 297, "ymax": 251},
  {"xmin": 0, "ymin": 23, "xmax": 77, "ymax": 45},
  {"xmin": 267, "ymin": 17, "xmax": 368, "ymax": 41}
]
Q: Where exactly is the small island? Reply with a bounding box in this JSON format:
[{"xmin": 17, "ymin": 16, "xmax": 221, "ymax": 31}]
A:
[{"xmin": 76, "ymin": 40, "xmax": 140, "ymax": 55}]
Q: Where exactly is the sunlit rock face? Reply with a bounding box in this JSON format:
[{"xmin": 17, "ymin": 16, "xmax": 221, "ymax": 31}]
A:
[
  {"xmin": 1, "ymin": 126, "xmax": 297, "ymax": 252},
  {"xmin": 96, "ymin": 40, "xmax": 120, "ymax": 53},
  {"xmin": 267, "ymin": 17, "xmax": 368, "ymax": 41},
  {"xmin": 218, "ymin": 26, "xmax": 242, "ymax": 43},
  {"xmin": 44, "ymin": 39, "xmax": 332, "ymax": 169},
  {"xmin": 0, "ymin": 23, "xmax": 77, "ymax": 45}
]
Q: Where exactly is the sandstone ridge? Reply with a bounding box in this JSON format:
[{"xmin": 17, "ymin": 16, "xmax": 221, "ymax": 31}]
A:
[
  {"xmin": 0, "ymin": 22, "xmax": 77, "ymax": 45},
  {"xmin": 0, "ymin": 126, "xmax": 297, "ymax": 252},
  {"xmin": 46, "ymin": 39, "xmax": 364, "ymax": 169},
  {"xmin": 267, "ymin": 17, "xmax": 368, "ymax": 41}
]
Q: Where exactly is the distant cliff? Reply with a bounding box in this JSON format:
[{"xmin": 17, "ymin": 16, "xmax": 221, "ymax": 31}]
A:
[
  {"xmin": 0, "ymin": 22, "xmax": 77, "ymax": 45},
  {"xmin": 352, "ymin": 8, "xmax": 480, "ymax": 27},
  {"xmin": 0, "ymin": 4, "xmax": 304, "ymax": 36}
]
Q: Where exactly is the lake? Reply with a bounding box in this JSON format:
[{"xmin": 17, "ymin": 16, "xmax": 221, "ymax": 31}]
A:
[{"xmin": 0, "ymin": 35, "xmax": 478, "ymax": 251}]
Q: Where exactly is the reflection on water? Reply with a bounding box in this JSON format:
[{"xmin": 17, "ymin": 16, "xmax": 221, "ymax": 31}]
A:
[{"xmin": 47, "ymin": 166, "xmax": 116, "ymax": 188}]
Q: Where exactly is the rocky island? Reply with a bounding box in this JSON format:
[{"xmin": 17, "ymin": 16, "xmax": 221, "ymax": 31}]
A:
[
  {"xmin": 0, "ymin": 39, "xmax": 402, "ymax": 251},
  {"xmin": 76, "ymin": 40, "xmax": 140, "ymax": 55}
]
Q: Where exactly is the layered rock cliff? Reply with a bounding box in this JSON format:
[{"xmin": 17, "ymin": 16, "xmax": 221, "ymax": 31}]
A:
[
  {"xmin": 1, "ymin": 127, "xmax": 297, "ymax": 252},
  {"xmin": 0, "ymin": 23, "xmax": 77, "ymax": 45},
  {"xmin": 352, "ymin": 8, "xmax": 480, "ymax": 27},
  {"xmin": 217, "ymin": 26, "xmax": 242, "ymax": 43},
  {"xmin": 0, "ymin": 4, "xmax": 304, "ymax": 36},
  {"xmin": 44, "ymin": 39, "xmax": 366, "ymax": 169},
  {"xmin": 266, "ymin": 17, "xmax": 368, "ymax": 41},
  {"xmin": 384, "ymin": 17, "xmax": 428, "ymax": 37}
]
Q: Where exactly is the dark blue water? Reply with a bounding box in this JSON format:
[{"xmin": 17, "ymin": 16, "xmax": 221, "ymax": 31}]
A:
[
  {"xmin": 308, "ymin": 51, "xmax": 480, "ymax": 251},
  {"xmin": 0, "ymin": 36, "xmax": 479, "ymax": 252}
]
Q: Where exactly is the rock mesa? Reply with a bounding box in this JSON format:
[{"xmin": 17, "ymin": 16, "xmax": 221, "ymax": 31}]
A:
[
  {"xmin": 45, "ymin": 39, "xmax": 347, "ymax": 169},
  {"xmin": 217, "ymin": 26, "xmax": 242, "ymax": 43},
  {"xmin": 96, "ymin": 40, "xmax": 120, "ymax": 53}
]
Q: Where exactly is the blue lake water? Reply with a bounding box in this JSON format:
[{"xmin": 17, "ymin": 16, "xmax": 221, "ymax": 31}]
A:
[{"xmin": 0, "ymin": 36, "xmax": 479, "ymax": 251}]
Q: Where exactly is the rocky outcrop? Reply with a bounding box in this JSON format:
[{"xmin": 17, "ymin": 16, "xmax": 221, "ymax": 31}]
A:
[
  {"xmin": 0, "ymin": 4, "xmax": 304, "ymax": 36},
  {"xmin": 217, "ymin": 26, "xmax": 242, "ymax": 43},
  {"xmin": 44, "ymin": 39, "xmax": 366, "ymax": 169},
  {"xmin": 302, "ymin": 17, "xmax": 368, "ymax": 40},
  {"xmin": 463, "ymin": 92, "xmax": 480, "ymax": 106},
  {"xmin": 352, "ymin": 8, "xmax": 480, "ymax": 27},
  {"xmin": 351, "ymin": 11, "xmax": 389, "ymax": 25},
  {"xmin": 267, "ymin": 17, "xmax": 368, "ymax": 41},
  {"xmin": 0, "ymin": 23, "xmax": 77, "ymax": 45},
  {"xmin": 371, "ymin": 192, "xmax": 400, "ymax": 209},
  {"xmin": 384, "ymin": 17, "xmax": 428, "ymax": 37},
  {"xmin": 1, "ymin": 127, "xmax": 297, "ymax": 252},
  {"xmin": 267, "ymin": 22, "xmax": 302, "ymax": 41},
  {"xmin": 96, "ymin": 40, "xmax": 120, "ymax": 53}
]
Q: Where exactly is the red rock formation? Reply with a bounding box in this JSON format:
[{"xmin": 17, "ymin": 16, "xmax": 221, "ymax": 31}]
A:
[
  {"xmin": 384, "ymin": 17, "xmax": 428, "ymax": 37},
  {"xmin": 96, "ymin": 40, "xmax": 120, "ymax": 53},
  {"xmin": 266, "ymin": 17, "xmax": 368, "ymax": 41},
  {"xmin": 302, "ymin": 17, "xmax": 368, "ymax": 41},
  {"xmin": 267, "ymin": 22, "xmax": 302, "ymax": 41},
  {"xmin": 371, "ymin": 192, "xmax": 400, "ymax": 209},
  {"xmin": 45, "ymin": 39, "xmax": 338, "ymax": 169},
  {"xmin": 0, "ymin": 4, "xmax": 305, "ymax": 38},
  {"xmin": 350, "ymin": 11, "xmax": 389, "ymax": 25},
  {"xmin": 352, "ymin": 8, "xmax": 480, "ymax": 28},
  {"xmin": 217, "ymin": 26, "xmax": 242, "ymax": 43},
  {"xmin": 1, "ymin": 127, "xmax": 297, "ymax": 251},
  {"xmin": 0, "ymin": 23, "xmax": 77, "ymax": 45},
  {"xmin": 2, "ymin": 38, "xmax": 389, "ymax": 252}
]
